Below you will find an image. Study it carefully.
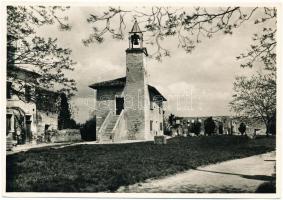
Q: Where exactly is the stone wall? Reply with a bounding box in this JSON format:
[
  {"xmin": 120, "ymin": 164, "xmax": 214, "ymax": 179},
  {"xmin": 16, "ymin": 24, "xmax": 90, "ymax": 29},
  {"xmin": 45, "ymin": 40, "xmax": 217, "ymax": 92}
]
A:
[
  {"xmin": 149, "ymin": 101, "xmax": 164, "ymax": 138},
  {"xmin": 124, "ymin": 49, "xmax": 147, "ymax": 140},
  {"xmin": 36, "ymin": 110, "xmax": 58, "ymax": 135},
  {"xmin": 50, "ymin": 129, "xmax": 81, "ymax": 143}
]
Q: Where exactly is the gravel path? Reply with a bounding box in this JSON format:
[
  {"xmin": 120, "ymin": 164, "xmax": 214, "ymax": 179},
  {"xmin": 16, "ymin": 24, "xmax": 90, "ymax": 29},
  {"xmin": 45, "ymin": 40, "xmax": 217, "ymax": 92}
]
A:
[{"xmin": 117, "ymin": 151, "xmax": 276, "ymax": 193}]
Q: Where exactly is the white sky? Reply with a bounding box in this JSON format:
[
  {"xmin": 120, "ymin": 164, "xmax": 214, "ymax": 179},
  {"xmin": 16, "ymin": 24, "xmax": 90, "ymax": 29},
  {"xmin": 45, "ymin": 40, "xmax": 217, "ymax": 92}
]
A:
[{"xmin": 35, "ymin": 6, "xmax": 273, "ymax": 123}]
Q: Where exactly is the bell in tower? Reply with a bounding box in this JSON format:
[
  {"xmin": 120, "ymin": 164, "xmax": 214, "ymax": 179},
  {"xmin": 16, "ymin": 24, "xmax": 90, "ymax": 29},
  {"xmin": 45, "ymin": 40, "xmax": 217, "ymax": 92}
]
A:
[
  {"xmin": 128, "ymin": 19, "xmax": 148, "ymax": 56},
  {"xmin": 131, "ymin": 33, "xmax": 140, "ymax": 46}
]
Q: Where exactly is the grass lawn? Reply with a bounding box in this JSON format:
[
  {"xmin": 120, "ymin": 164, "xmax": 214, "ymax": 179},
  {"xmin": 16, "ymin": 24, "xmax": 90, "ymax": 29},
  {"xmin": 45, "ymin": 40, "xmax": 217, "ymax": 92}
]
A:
[{"xmin": 6, "ymin": 135, "xmax": 275, "ymax": 192}]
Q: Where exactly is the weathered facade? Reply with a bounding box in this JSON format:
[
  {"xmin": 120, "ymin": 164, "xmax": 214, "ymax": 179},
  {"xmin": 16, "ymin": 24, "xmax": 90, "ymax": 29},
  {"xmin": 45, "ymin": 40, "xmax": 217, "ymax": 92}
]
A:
[
  {"xmin": 6, "ymin": 66, "xmax": 59, "ymax": 145},
  {"xmin": 89, "ymin": 21, "xmax": 166, "ymax": 142}
]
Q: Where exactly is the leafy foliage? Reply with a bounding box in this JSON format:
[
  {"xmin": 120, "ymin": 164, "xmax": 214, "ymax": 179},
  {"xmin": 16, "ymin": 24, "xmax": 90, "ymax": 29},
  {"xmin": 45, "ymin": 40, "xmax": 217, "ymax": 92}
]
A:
[
  {"xmin": 80, "ymin": 116, "xmax": 96, "ymax": 141},
  {"xmin": 191, "ymin": 120, "xmax": 201, "ymax": 135},
  {"xmin": 7, "ymin": 6, "xmax": 77, "ymax": 96},
  {"xmin": 238, "ymin": 122, "xmax": 246, "ymax": 135},
  {"xmin": 58, "ymin": 93, "xmax": 77, "ymax": 129}
]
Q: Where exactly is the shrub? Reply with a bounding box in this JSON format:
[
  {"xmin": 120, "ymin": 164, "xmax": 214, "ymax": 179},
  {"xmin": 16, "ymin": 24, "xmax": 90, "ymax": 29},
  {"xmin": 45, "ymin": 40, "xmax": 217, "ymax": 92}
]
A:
[
  {"xmin": 204, "ymin": 117, "xmax": 216, "ymax": 135},
  {"xmin": 268, "ymin": 112, "xmax": 276, "ymax": 135},
  {"xmin": 218, "ymin": 123, "xmax": 224, "ymax": 134},
  {"xmin": 256, "ymin": 181, "xmax": 276, "ymax": 193},
  {"xmin": 192, "ymin": 121, "xmax": 201, "ymax": 136},
  {"xmin": 80, "ymin": 116, "xmax": 96, "ymax": 141},
  {"xmin": 45, "ymin": 129, "xmax": 59, "ymax": 143},
  {"xmin": 238, "ymin": 122, "xmax": 246, "ymax": 135}
]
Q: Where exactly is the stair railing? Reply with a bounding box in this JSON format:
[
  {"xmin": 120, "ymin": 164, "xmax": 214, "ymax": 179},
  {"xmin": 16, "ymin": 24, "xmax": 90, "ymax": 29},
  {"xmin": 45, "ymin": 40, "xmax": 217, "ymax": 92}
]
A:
[
  {"xmin": 111, "ymin": 109, "xmax": 125, "ymax": 142},
  {"xmin": 98, "ymin": 111, "xmax": 113, "ymax": 139}
]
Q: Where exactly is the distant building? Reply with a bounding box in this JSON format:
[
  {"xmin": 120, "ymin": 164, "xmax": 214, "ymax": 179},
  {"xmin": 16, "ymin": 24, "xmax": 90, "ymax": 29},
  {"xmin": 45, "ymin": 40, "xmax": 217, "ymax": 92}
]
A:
[
  {"xmin": 173, "ymin": 116, "xmax": 266, "ymax": 136},
  {"xmin": 6, "ymin": 66, "xmax": 59, "ymax": 144},
  {"xmin": 89, "ymin": 21, "xmax": 167, "ymax": 142}
]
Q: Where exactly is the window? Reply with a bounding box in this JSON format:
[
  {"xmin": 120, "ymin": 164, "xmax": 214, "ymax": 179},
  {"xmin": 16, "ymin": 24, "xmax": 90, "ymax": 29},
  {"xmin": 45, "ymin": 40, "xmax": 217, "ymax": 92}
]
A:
[
  {"xmin": 7, "ymin": 81, "xmax": 12, "ymax": 99},
  {"xmin": 150, "ymin": 120, "xmax": 153, "ymax": 131},
  {"xmin": 160, "ymin": 122, "xmax": 163, "ymax": 131},
  {"xmin": 25, "ymin": 85, "xmax": 31, "ymax": 102},
  {"xmin": 150, "ymin": 101, "xmax": 153, "ymax": 110}
]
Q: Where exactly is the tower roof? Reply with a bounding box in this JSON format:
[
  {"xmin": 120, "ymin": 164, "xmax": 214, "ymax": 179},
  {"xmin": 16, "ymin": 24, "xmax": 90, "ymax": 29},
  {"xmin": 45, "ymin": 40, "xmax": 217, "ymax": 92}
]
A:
[{"xmin": 130, "ymin": 20, "xmax": 142, "ymax": 33}]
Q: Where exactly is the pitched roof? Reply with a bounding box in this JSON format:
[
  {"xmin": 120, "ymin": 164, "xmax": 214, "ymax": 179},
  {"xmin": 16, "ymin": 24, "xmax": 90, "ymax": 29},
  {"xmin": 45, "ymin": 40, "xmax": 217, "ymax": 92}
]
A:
[
  {"xmin": 89, "ymin": 77, "xmax": 166, "ymax": 101},
  {"xmin": 8, "ymin": 65, "xmax": 41, "ymax": 77},
  {"xmin": 89, "ymin": 77, "xmax": 126, "ymax": 89},
  {"xmin": 130, "ymin": 20, "xmax": 142, "ymax": 33}
]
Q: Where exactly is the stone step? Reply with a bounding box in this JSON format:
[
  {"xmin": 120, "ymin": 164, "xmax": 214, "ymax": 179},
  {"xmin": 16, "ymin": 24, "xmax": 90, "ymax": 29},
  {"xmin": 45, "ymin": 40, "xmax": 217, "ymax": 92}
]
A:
[
  {"xmin": 100, "ymin": 114, "xmax": 120, "ymax": 140},
  {"xmin": 106, "ymin": 124, "xmax": 115, "ymax": 128}
]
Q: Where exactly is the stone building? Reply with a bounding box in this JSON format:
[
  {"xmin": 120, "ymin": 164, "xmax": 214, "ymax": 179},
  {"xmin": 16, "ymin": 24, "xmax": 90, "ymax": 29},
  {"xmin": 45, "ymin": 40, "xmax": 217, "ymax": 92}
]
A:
[
  {"xmin": 6, "ymin": 66, "xmax": 59, "ymax": 145},
  {"xmin": 89, "ymin": 21, "xmax": 167, "ymax": 142}
]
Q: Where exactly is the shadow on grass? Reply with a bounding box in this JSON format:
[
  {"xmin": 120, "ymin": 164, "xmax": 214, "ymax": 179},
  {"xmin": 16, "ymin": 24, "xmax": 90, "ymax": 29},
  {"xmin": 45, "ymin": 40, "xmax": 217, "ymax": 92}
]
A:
[
  {"xmin": 194, "ymin": 169, "xmax": 275, "ymax": 182},
  {"xmin": 256, "ymin": 181, "xmax": 276, "ymax": 193}
]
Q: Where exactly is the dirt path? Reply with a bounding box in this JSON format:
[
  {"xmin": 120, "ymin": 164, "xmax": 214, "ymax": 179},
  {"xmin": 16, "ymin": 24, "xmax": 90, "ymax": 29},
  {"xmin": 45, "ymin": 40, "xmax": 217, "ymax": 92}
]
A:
[{"xmin": 117, "ymin": 151, "xmax": 276, "ymax": 193}]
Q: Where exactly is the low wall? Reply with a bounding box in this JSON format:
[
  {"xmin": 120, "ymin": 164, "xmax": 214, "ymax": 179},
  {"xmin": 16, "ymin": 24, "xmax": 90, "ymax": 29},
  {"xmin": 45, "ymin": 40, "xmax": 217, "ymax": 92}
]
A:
[{"xmin": 50, "ymin": 129, "xmax": 81, "ymax": 143}]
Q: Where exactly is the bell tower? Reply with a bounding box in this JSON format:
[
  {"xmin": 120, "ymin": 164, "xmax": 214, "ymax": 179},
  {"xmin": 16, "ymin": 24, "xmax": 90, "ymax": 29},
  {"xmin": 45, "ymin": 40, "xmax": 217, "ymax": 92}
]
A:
[
  {"xmin": 124, "ymin": 20, "xmax": 149, "ymax": 140},
  {"xmin": 127, "ymin": 19, "xmax": 148, "ymax": 55}
]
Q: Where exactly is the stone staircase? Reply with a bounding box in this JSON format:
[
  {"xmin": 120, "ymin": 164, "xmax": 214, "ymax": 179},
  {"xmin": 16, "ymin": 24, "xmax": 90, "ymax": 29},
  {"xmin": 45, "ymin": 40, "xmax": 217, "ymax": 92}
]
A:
[{"xmin": 100, "ymin": 115, "xmax": 119, "ymax": 141}]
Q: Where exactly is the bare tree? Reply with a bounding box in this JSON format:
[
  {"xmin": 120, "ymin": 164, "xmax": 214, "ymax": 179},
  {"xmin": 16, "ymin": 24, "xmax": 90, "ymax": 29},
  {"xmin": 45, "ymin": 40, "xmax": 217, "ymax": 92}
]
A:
[
  {"xmin": 230, "ymin": 7, "xmax": 276, "ymax": 135},
  {"xmin": 82, "ymin": 7, "xmax": 276, "ymax": 61}
]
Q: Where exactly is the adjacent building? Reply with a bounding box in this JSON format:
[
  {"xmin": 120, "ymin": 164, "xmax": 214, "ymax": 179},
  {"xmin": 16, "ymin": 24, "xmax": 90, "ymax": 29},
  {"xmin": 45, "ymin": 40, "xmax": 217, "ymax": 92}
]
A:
[{"xmin": 6, "ymin": 66, "xmax": 59, "ymax": 145}]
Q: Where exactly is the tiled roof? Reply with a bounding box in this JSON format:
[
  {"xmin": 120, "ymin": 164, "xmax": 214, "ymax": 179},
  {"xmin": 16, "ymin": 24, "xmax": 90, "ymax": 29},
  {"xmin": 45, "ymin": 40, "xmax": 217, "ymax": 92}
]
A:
[{"xmin": 89, "ymin": 77, "xmax": 166, "ymax": 101}]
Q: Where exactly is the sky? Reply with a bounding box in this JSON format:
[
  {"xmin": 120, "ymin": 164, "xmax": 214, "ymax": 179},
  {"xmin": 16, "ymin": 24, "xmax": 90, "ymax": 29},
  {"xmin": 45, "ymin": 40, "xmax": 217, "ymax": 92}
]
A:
[{"xmin": 36, "ymin": 6, "xmax": 270, "ymax": 123}]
